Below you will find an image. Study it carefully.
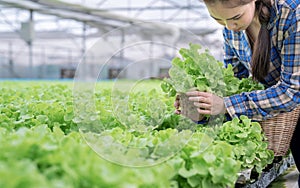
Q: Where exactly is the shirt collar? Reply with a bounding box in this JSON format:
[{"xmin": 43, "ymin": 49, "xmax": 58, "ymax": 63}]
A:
[{"xmin": 268, "ymin": 0, "xmax": 279, "ymax": 30}]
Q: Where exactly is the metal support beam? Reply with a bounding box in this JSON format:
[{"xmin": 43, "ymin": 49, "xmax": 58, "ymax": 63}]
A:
[
  {"xmin": 96, "ymin": 0, "xmax": 108, "ymax": 8},
  {"xmin": 103, "ymin": 5, "xmax": 204, "ymax": 11},
  {"xmin": 28, "ymin": 9, "xmax": 33, "ymax": 71},
  {"xmin": 81, "ymin": 22, "xmax": 86, "ymax": 63},
  {"xmin": 133, "ymin": 0, "xmax": 158, "ymax": 17}
]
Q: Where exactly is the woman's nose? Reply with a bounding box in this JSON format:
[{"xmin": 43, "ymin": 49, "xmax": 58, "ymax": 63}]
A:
[{"xmin": 225, "ymin": 21, "xmax": 238, "ymax": 31}]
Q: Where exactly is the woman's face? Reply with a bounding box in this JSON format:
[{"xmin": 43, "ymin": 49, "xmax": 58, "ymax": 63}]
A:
[{"xmin": 205, "ymin": 0, "xmax": 256, "ymax": 32}]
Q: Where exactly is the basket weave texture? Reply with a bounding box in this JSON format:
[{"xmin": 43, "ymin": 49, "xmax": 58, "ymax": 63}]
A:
[{"xmin": 260, "ymin": 106, "xmax": 300, "ymax": 156}]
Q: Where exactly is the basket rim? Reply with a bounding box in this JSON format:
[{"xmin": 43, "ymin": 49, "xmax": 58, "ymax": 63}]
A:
[{"xmin": 259, "ymin": 106, "xmax": 300, "ymax": 156}]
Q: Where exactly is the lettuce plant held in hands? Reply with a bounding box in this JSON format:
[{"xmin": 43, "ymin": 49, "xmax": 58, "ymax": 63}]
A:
[
  {"xmin": 161, "ymin": 43, "xmax": 226, "ymax": 97},
  {"xmin": 161, "ymin": 43, "xmax": 264, "ymax": 98}
]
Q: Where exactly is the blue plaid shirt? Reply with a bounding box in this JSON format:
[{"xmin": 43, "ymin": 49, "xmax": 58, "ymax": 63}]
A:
[{"xmin": 223, "ymin": 0, "xmax": 300, "ymax": 120}]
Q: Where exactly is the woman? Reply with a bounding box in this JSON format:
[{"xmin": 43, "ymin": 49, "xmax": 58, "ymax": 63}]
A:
[{"xmin": 176, "ymin": 0, "xmax": 300, "ymax": 184}]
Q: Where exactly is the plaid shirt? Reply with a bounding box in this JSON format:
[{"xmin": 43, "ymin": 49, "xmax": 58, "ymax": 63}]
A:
[{"xmin": 223, "ymin": 0, "xmax": 300, "ymax": 121}]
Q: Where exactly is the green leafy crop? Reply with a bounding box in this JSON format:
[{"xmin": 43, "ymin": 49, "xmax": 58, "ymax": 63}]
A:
[
  {"xmin": 161, "ymin": 43, "xmax": 264, "ymax": 97},
  {"xmin": 216, "ymin": 116, "xmax": 274, "ymax": 173}
]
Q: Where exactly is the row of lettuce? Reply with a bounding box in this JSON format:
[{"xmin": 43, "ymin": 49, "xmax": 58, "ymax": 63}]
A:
[{"xmin": 0, "ymin": 81, "xmax": 274, "ymax": 188}]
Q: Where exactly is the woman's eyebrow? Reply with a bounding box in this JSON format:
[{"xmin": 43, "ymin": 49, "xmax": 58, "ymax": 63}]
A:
[{"xmin": 210, "ymin": 14, "xmax": 242, "ymax": 21}]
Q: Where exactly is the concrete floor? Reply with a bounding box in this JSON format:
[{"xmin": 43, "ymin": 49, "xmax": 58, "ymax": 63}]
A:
[{"xmin": 268, "ymin": 165, "xmax": 299, "ymax": 188}]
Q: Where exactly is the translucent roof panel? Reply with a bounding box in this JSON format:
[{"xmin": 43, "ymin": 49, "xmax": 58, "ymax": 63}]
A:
[
  {"xmin": 0, "ymin": 4, "xmax": 98, "ymax": 36},
  {"xmin": 56, "ymin": 0, "xmax": 217, "ymax": 30},
  {"xmin": 0, "ymin": 0, "xmax": 221, "ymax": 37}
]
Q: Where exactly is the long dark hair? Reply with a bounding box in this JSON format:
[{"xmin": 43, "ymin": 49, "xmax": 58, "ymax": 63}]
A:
[
  {"xmin": 250, "ymin": 0, "xmax": 271, "ymax": 82},
  {"xmin": 203, "ymin": 0, "xmax": 271, "ymax": 82}
]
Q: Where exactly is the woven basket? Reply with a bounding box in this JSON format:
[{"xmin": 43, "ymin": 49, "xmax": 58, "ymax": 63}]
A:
[{"xmin": 260, "ymin": 106, "xmax": 300, "ymax": 156}]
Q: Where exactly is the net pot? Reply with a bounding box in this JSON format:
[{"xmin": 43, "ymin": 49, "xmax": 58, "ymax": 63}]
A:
[{"xmin": 179, "ymin": 93, "xmax": 204, "ymax": 122}]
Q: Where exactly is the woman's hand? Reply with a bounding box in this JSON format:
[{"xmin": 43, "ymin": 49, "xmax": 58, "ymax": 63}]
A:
[
  {"xmin": 174, "ymin": 94, "xmax": 181, "ymax": 115},
  {"xmin": 186, "ymin": 91, "xmax": 227, "ymax": 115}
]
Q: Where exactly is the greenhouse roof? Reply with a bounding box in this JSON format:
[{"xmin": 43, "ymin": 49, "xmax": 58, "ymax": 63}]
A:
[
  {"xmin": 0, "ymin": 0, "xmax": 218, "ymax": 37},
  {"xmin": 0, "ymin": 0, "xmax": 145, "ymax": 29}
]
